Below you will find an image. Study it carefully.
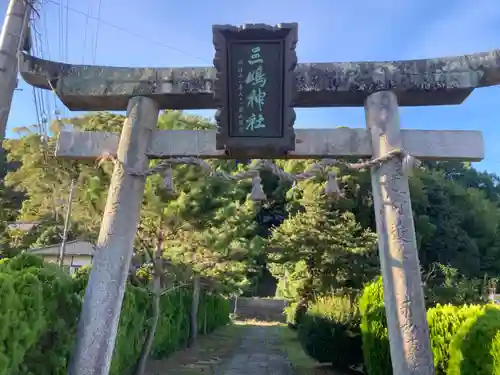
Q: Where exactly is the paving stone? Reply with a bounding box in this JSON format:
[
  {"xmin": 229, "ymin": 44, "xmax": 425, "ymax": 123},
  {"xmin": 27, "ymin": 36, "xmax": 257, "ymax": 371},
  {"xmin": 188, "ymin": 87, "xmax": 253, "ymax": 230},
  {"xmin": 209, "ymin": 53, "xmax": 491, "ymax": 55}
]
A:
[{"xmin": 216, "ymin": 325, "xmax": 293, "ymax": 375}]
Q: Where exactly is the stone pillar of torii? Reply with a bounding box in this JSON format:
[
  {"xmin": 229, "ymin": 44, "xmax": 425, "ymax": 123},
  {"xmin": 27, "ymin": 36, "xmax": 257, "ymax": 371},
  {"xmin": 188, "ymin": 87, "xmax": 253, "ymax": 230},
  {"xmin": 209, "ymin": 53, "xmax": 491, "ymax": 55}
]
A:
[{"xmin": 19, "ymin": 22, "xmax": 498, "ymax": 375}]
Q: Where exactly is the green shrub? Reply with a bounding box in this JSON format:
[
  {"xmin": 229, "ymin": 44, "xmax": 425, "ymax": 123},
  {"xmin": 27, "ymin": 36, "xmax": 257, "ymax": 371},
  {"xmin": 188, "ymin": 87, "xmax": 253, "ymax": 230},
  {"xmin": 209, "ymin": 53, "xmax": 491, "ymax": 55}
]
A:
[
  {"xmin": 0, "ymin": 273, "xmax": 17, "ymax": 373},
  {"xmin": 72, "ymin": 265, "xmax": 91, "ymax": 294},
  {"xmin": 284, "ymin": 302, "xmax": 298, "ymax": 328},
  {"xmin": 0, "ymin": 254, "xmax": 230, "ymax": 375},
  {"xmin": 199, "ymin": 293, "xmax": 230, "ymax": 334},
  {"xmin": 359, "ymin": 277, "xmax": 490, "ymax": 375},
  {"xmin": 198, "ymin": 292, "xmax": 212, "ymax": 335},
  {"xmin": 152, "ymin": 288, "xmax": 230, "ymax": 360},
  {"xmin": 0, "ymin": 270, "xmax": 44, "ymax": 375},
  {"xmin": 359, "ymin": 276, "xmax": 391, "ymax": 375},
  {"xmin": 424, "ymin": 264, "xmax": 483, "ymax": 307},
  {"xmin": 427, "ymin": 304, "xmax": 484, "ymax": 374},
  {"xmin": 447, "ymin": 305, "xmax": 500, "ymax": 375},
  {"xmin": 110, "ymin": 284, "xmax": 151, "ymax": 375},
  {"xmin": 298, "ymin": 295, "xmax": 362, "ymax": 370},
  {"xmin": 284, "ymin": 300, "xmax": 307, "ymax": 330},
  {"xmin": 13, "ymin": 264, "xmax": 82, "ymax": 375},
  {"xmin": 0, "ymin": 254, "xmax": 82, "ymax": 375},
  {"xmin": 0, "ymin": 252, "xmax": 45, "ymax": 271},
  {"xmin": 152, "ymin": 287, "xmax": 192, "ymax": 358},
  {"xmin": 214, "ymin": 294, "xmax": 231, "ymax": 327}
]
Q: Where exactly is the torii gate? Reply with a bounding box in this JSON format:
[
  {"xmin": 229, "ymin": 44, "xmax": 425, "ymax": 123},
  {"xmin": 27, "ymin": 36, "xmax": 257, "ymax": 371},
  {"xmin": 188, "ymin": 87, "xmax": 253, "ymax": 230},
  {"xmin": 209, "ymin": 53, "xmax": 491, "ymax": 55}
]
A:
[{"xmin": 19, "ymin": 22, "xmax": 498, "ymax": 375}]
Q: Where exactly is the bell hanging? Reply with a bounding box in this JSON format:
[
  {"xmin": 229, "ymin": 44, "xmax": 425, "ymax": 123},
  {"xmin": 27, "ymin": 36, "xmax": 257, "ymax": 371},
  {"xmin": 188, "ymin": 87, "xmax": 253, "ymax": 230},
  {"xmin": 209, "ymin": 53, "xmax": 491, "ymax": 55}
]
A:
[
  {"xmin": 325, "ymin": 171, "xmax": 342, "ymax": 199},
  {"xmin": 250, "ymin": 172, "xmax": 267, "ymax": 202}
]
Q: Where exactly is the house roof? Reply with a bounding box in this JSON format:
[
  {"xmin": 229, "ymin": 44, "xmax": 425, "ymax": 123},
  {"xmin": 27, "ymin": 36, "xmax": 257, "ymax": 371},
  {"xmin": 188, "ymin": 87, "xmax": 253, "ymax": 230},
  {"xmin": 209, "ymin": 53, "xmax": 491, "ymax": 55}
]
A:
[
  {"xmin": 28, "ymin": 240, "xmax": 96, "ymax": 257},
  {"xmin": 7, "ymin": 221, "xmax": 41, "ymax": 231}
]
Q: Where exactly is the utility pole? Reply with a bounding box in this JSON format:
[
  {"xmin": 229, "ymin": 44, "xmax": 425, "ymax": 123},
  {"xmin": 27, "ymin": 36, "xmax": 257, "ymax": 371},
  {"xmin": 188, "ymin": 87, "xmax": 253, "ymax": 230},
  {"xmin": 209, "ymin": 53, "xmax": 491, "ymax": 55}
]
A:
[
  {"xmin": 0, "ymin": 0, "xmax": 32, "ymax": 142},
  {"xmin": 58, "ymin": 179, "xmax": 75, "ymax": 268}
]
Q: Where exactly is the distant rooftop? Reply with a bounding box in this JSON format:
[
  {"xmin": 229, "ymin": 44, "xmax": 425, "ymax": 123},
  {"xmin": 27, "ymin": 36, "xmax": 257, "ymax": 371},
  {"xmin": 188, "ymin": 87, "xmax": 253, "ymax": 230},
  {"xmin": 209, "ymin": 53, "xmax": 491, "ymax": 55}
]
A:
[
  {"xmin": 28, "ymin": 240, "xmax": 96, "ymax": 257},
  {"xmin": 7, "ymin": 221, "xmax": 41, "ymax": 231}
]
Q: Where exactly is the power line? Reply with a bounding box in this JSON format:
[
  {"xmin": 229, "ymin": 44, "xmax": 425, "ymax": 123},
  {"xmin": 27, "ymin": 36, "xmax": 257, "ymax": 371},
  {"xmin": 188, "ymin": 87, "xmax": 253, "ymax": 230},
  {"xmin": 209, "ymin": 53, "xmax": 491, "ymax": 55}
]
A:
[
  {"xmin": 57, "ymin": 0, "xmax": 63, "ymax": 61},
  {"xmin": 46, "ymin": 0, "xmax": 210, "ymax": 64},
  {"xmin": 40, "ymin": 3, "xmax": 51, "ymax": 59},
  {"xmin": 58, "ymin": 178, "xmax": 75, "ymax": 268},
  {"xmin": 92, "ymin": 0, "xmax": 102, "ymax": 64},
  {"xmin": 81, "ymin": 0, "xmax": 92, "ymax": 64},
  {"xmin": 64, "ymin": 0, "xmax": 69, "ymax": 63},
  {"xmin": 39, "ymin": 2, "xmax": 59, "ymax": 113},
  {"xmin": 30, "ymin": 19, "xmax": 51, "ymax": 139},
  {"xmin": 54, "ymin": 0, "xmax": 69, "ymax": 118}
]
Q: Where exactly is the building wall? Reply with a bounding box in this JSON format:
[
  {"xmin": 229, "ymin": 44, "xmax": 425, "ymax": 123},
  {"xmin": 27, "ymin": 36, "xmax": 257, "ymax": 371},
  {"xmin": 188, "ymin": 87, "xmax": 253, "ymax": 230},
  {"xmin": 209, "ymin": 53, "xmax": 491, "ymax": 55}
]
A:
[{"xmin": 40, "ymin": 254, "xmax": 93, "ymax": 275}]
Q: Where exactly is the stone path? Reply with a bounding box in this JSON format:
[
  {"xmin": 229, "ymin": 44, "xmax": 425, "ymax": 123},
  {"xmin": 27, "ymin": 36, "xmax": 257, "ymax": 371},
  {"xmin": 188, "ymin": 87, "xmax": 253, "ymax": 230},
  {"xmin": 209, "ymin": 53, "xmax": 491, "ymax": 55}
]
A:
[{"xmin": 216, "ymin": 325, "xmax": 294, "ymax": 375}]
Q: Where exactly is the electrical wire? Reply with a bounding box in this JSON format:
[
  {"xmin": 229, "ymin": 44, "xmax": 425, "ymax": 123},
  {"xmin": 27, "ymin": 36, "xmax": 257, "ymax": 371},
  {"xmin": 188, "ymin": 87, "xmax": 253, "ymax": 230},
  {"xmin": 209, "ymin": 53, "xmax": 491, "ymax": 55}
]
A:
[
  {"xmin": 45, "ymin": 0, "xmax": 210, "ymax": 64},
  {"xmin": 82, "ymin": 0, "xmax": 92, "ymax": 64},
  {"xmin": 24, "ymin": 0, "xmax": 41, "ymax": 20},
  {"xmin": 64, "ymin": 0, "xmax": 69, "ymax": 63},
  {"xmin": 27, "ymin": 4, "xmax": 67, "ymax": 220},
  {"xmin": 92, "ymin": 0, "xmax": 102, "ymax": 64},
  {"xmin": 57, "ymin": 0, "xmax": 63, "ymax": 62},
  {"xmin": 39, "ymin": 1, "xmax": 58, "ymax": 112},
  {"xmin": 62, "ymin": 0, "xmax": 69, "ymax": 117},
  {"xmin": 30, "ymin": 21, "xmax": 49, "ymax": 137},
  {"xmin": 29, "ymin": 23, "xmax": 49, "ymax": 166}
]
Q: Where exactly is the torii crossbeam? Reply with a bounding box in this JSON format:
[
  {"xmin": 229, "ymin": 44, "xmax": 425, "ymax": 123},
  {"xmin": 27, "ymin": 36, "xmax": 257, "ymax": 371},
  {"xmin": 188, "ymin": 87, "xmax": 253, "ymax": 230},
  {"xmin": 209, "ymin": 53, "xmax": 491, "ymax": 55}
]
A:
[
  {"xmin": 18, "ymin": 23, "xmax": 498, "ymax": 375},
  {"xmin": 55, "ymin": 128, "xmax": 484, "ymax": 161},
  {"xmin": 19, "ymin": 49, "xmax": 500, "ymax": 111}
]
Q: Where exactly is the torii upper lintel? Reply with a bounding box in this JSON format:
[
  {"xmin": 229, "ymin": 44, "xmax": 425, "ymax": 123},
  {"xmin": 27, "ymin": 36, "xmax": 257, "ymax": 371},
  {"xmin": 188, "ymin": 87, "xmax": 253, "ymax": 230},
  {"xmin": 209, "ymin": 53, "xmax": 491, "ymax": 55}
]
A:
[{"xmin": 18, "ymin": 49, "xmax": 500, "ymax": 112}]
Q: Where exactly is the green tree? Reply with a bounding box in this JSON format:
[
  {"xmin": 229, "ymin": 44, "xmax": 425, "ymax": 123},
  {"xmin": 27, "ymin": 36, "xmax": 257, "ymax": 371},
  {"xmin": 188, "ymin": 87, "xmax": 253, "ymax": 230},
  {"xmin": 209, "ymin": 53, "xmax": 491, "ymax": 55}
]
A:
[
  {"xmin": 4, "ymin": 109, "xmax": 500, "ymax": 311},
  {"xmin": 267, "ymin": 182, "xmax": 378, "ymax": 302},
  {"xmin": 409, "ymin": 167, "xmax": 500, "ymax": 278}
]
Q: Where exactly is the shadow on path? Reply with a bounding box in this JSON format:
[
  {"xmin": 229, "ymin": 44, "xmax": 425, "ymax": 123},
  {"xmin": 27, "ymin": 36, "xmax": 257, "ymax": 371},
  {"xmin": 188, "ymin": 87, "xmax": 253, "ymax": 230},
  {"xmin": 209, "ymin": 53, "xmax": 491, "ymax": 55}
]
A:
[
  {"xmin": 215, "ymin": 323, "xmax": 293, "ymax": 375},
  {"xmin": 145, "ymin": 321, "xmax": 292, "ymax": 375},
  {"xmin": 146, "ymin": 320, "xmax": 347, "ymax": 375}
]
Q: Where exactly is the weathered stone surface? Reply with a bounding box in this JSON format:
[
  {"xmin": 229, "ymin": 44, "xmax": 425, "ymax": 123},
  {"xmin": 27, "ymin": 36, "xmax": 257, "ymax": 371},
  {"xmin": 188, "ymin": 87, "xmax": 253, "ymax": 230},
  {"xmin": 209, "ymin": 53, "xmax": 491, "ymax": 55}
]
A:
[
  {"xmin": 55, "ymin": 128, "xmax": 484, "ymax": 161},
  {"xmin": 366, "ymin": 90, "xmax": 434, "ymax": 375},
  {"xmin": 66, "ymin": 97, "xmax": 160, "ymax": 375},
  {"xmin": 230, "ymin": 297, "xmax": 287, "ymax": 322},
  {"xmin": 215, "ymin": 325, "xmax": 293, "ymax": 375},
  {"xmin": 19, "ymin": 49, "xmax": 500, "ymax": 111}
]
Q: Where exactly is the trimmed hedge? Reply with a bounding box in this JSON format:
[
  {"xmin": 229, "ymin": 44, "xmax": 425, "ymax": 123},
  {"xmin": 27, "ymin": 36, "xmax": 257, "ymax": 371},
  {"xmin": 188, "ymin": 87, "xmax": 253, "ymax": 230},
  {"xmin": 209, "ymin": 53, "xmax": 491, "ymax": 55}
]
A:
[
  {"xmin": 0, "ymin": 254, "xmax": 230, "ymax": 375},
  {"xmin": 0, "ymin": 254, "xmax": 81, "ymax": 375},
  {"xmin": 284, "ymin": 301, "xmax": 308, "ymax": 330},
  {"xmin": 447, "ymin": 305, "xmax": 500, "ymax": 375},
  {"xmin": 298, "ymin": 295, "xmax": 363, "ymax": 370},
  {"xmin": 109, "ymin": 282, "xmax": 151, "ymax": 375},
  {"xmin": 427, "ymin": 304, "xmax": 484, "ymax": 374},
  {"xmin": 284, "ymin": 301, "xmax": 298, "ymax": 328},
  {"xmin": 359, "ymin": 277, "xmax": 500, "ymax": 375},
  {"xmin": 359, "ymin": 276, "xmax": 391, "ymax": 375}
]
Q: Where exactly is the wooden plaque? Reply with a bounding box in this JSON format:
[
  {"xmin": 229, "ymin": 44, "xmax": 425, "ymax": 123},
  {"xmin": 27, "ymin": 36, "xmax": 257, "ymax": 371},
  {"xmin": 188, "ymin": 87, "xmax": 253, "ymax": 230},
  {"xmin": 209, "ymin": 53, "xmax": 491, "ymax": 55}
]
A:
[{"xmin": 212, "ymin": 23, "xmax": 298, "ymax": 157}]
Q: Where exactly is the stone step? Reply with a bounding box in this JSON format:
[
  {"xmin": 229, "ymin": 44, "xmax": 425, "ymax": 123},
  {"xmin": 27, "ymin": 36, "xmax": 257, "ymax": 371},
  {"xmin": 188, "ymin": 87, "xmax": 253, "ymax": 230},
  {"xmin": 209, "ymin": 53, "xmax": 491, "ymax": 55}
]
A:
[{"xmin": 230, "ymin": 297, "xmax": 287, "ymax": 322}]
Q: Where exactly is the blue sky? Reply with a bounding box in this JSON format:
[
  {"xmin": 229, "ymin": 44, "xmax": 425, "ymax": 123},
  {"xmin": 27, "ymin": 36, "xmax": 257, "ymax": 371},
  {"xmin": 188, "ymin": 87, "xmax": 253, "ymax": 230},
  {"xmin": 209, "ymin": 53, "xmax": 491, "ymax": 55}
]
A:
[{"xmin": 3, "ymin": 0, "xmax": 500, "ymax": 173}]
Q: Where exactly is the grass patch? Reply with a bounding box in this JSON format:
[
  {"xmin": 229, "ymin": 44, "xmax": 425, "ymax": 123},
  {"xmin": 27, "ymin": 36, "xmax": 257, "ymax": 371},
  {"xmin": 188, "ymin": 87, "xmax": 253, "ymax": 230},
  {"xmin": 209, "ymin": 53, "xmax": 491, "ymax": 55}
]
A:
[
  {"xmin": 234, "ymin": 318, "xmax": 283, "ymax": 326},
  {"xmin": 274, "ymin": 324, "xmax": 319, "ymax": 369},
  {"xmin": 273, "ymin": 324, "xmax": 349, "ymax": 375},
  {"xmin": 145, "ymin": 323, "xmax": 243, "ymax": 375},
  {"xmin": 145, "ymin": 319, "xmax": 350, "ymax": 375}
]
